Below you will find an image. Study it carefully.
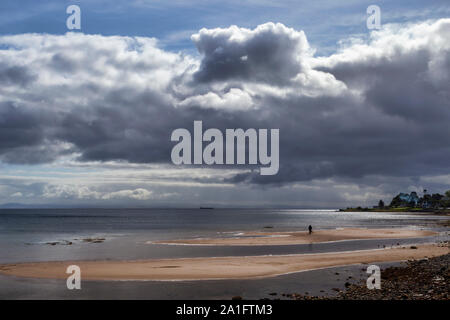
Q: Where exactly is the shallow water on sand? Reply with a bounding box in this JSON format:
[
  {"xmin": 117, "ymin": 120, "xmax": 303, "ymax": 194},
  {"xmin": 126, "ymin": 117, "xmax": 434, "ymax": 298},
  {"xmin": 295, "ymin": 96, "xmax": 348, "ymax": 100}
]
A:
[
  {"xmin": 0, "ymin": 261, "xmax": 405, "ymax": 299},
  {"xmin": 0, "ymin": 208, "xmax": 447, "ymax": 299},
  {"xmin": 0, "ymin": 208, "xmax": 447, "ymax": 264}
]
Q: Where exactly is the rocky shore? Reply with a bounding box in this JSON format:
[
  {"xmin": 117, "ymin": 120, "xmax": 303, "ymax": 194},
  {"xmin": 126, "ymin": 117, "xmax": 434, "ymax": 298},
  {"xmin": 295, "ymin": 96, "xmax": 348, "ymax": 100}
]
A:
[{"xmin": 286, "ymin": 252, "xmax": 449, "ymax": 300}]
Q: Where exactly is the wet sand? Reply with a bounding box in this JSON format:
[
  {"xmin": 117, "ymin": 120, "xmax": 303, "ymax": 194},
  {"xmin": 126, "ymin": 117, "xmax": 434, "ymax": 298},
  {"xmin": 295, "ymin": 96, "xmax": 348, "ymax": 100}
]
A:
[
  {"xmin": 152, "ymin": 228, "xmax": 437, "ymax": 246},
  {"xmin": 0, "ymin": 244, "xmax": 447, "ymax": 281}
]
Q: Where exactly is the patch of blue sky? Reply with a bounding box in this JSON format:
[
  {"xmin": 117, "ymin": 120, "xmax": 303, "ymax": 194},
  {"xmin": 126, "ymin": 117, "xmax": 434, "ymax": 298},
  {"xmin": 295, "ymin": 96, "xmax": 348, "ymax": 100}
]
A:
[
  {"xmin": 0, "ymin": 163, "xmax": 95, "ymax": 180},
  {"xmin": 0, "ymin": 1, "xmax": 449, "ymax": 55}
]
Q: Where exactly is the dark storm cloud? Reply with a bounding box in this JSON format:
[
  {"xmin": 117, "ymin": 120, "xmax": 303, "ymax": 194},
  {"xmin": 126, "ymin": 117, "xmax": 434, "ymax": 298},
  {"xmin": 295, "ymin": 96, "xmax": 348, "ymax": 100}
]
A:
[
  {"xmin": 0, "ymin": 20, "xmax": 450, "ymax": 186},
  {"xmin": 56, "ymin": 89, "xmax": 181, "ymax": 163},
  {"xmin": 316, "ymin": 49, "xmax": 450, "ymax": 122},
  {"xmin": 192, "ymin": 23, "xmax": 310, "ymax": 85},
  {"xmin": 0, "ymin": 102, "xmax": 65, "ymax": 164},
  {"xmin": 0, "ymin": 102, "xmax": 41, "ymax": 149}
]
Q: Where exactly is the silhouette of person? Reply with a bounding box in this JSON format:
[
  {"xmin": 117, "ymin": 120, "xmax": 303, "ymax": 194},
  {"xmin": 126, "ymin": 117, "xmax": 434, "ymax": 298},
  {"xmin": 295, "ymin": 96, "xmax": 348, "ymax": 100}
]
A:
[{"xmin": 308, "ymin": 225, "xmax": 312, "ymax": 235}]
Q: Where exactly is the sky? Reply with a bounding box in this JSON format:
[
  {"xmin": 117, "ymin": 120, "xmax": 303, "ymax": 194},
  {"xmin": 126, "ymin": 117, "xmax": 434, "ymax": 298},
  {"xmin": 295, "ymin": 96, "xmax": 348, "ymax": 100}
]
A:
[{"xmin": 0, "ymin": 0, "xmax": 449, "ymax": 208}]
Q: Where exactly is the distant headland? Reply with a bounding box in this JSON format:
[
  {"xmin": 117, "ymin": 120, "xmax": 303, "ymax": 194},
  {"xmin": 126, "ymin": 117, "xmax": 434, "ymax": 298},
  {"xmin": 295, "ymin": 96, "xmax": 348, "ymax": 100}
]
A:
[{"xmin": 340, "ymin": 189, "xmax": 450, "ymax": 214}]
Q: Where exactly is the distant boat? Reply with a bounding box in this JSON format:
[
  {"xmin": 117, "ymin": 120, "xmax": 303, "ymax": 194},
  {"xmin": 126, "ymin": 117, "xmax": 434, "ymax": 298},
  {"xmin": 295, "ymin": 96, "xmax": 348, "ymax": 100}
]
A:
[{"xmin": 199, "ymin": 207, "xmax": 214, "ymax": 210}]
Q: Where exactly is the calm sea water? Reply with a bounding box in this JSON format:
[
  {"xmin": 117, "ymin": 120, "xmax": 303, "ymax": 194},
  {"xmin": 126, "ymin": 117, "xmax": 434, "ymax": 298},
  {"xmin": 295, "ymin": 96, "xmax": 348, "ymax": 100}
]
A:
[
  {"xmin": 0, "ymin": 208, "xmax": 448, "ymax": 299},
  {"xmin": 0, "ymin": 208, "xmax": 447, "ymax": 264}
]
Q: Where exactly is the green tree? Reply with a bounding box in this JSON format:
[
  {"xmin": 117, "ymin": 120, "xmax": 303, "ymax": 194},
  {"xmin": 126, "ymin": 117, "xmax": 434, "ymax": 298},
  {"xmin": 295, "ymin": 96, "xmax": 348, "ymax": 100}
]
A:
[
  {"xmin": 390, "ymin": 194, "xmax": 402, "ymax": 207},
  {"xmin": 442, "ymin": 190, "xmax": 450, "ymax": 208}
]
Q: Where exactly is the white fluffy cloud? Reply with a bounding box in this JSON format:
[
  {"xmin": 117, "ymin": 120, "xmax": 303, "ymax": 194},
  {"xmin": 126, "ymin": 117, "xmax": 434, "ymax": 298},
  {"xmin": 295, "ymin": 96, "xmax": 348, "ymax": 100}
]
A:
[
  {"xmin": 178, "ymin": 88, "xmax": 255, "ymax": 110},
  {"xmin": 191, "ymin": 23, "xmax": 311, "ymax": 83},
  {"xmin": 101, "ymin": 188, "xmax": 154, "ymax": 200},
  {"xmin": 43, "ymin": 185, "xmax": 155, "ymax": 201}
]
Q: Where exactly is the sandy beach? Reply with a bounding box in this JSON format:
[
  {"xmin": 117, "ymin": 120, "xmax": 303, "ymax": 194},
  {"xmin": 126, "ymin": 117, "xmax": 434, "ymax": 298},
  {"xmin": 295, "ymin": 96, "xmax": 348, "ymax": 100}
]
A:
[
  {"xmin": 152, "ymin": 228, "xmax": 437, "ymax": 246},
  {"xmin": 0, "ymin": 244, "xmax": 447, "ymax": 281}
]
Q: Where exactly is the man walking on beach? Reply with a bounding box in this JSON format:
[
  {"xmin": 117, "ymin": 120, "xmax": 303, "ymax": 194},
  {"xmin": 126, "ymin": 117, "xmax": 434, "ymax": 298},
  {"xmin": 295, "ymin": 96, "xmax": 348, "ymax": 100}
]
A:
[{"xmin": 308, "ymin": 225, "xmax": 312, "ymax": 235}]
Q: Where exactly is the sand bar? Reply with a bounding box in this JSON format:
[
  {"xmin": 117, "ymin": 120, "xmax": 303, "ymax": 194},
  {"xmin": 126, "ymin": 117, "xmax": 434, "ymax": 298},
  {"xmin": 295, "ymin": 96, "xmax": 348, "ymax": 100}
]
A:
[
  {"xmin": 152, "ymin": 228, "xmax": 437, "ymax": 246},
  {"xmin": 0, "ymin": 244, "xmax": 447, "ymax": 281}
]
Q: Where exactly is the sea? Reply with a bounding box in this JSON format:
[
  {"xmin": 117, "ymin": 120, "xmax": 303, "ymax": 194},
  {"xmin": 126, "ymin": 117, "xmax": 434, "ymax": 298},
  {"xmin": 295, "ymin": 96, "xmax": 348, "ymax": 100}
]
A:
[{"xmin": 0, "ymin": 208, "xmax": 448, "ymax": 299}]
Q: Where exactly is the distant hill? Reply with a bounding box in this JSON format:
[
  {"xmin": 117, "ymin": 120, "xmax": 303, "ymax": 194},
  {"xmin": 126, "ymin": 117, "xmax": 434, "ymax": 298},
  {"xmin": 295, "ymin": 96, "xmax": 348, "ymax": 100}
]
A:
[{"xmin": 0, "ymin": 203, "xmax": 67, "ymax": 209}]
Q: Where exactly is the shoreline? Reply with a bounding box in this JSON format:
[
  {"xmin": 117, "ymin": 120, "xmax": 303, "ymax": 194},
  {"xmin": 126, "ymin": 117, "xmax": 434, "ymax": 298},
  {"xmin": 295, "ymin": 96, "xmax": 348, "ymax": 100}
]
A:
[
  {"xmin": 151, "ymin": 228, "xmax": 438, "ymax": 246},
  {"xmin": 0, "ymin": 243, "xmax": 447, "ymax": 281},
  {"xmin": 339, "ymin": 208, "xmax": 450, "ymax": 215},
  {"xmin": 286, "ymin": 253, "xmax": 450, "ymax": 300}
]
